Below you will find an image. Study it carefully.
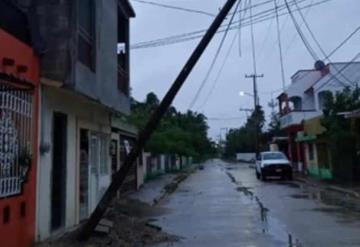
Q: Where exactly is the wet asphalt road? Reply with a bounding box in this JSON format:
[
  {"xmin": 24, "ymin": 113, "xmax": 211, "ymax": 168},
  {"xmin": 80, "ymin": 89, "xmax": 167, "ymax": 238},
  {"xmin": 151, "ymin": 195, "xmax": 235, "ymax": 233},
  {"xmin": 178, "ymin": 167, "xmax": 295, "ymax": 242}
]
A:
[{"xmin": 153, "ymin": 160, "xmax": 360, "ymax": 247}]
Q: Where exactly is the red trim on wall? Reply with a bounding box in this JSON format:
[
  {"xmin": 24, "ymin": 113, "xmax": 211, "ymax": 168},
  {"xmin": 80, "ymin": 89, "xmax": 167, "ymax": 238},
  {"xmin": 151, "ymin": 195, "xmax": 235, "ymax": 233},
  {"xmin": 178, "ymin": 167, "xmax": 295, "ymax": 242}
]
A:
[{"xmin": 0, "ymin": 29, "xmax": 39, "ymax": 247}]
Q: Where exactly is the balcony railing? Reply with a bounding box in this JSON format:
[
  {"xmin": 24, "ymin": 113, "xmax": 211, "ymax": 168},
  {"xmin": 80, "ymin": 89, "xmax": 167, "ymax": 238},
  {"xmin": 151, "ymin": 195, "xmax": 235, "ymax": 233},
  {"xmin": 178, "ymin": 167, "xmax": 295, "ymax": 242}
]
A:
[
  {"xmin": 118, "ymin": 65, "xmax": 129, "ymax": 96},
  {"xmin": 280, "ymin": 110, "xmax": 320, "ymax": 129}
]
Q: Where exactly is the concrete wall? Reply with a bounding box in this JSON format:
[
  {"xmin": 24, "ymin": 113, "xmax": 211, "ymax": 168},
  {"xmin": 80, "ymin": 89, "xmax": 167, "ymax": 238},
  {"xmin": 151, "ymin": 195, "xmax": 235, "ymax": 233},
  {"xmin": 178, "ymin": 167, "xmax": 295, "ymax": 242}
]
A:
[
  {"xmin": 35, "ymin": 0, "xmax": 130, "ymax": 114},
  {"xmin": 36, "ymin": 86, "xmax": 111, "ymax": 240},
  {"xmin": 75, "ymin": 0, "xmax": 130, "ymax": 115}
]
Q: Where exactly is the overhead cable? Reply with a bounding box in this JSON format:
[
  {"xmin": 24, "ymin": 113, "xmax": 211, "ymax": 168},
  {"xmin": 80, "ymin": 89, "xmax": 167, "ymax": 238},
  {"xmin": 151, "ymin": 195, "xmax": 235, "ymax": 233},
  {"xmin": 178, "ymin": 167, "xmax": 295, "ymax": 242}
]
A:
[{"xmin": 188, "ymin": 0, "xmax": 242, "ymax": 110}]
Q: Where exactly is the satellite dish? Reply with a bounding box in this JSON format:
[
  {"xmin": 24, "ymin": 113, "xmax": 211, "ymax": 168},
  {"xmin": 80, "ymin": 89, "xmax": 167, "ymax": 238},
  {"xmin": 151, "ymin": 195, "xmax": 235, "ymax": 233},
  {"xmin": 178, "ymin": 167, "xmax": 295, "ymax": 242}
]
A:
[{"xmin": 314, "ymin": 60, "xmax": 326, "ymax": 71}]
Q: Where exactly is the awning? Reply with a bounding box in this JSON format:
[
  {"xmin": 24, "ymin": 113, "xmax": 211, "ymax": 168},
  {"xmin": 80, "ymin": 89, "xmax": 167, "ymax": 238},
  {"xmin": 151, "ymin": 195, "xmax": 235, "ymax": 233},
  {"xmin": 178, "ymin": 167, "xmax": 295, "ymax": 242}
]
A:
[{"xmin": 295, "ymin": 135, "xmax": 316, "ymax": 142}]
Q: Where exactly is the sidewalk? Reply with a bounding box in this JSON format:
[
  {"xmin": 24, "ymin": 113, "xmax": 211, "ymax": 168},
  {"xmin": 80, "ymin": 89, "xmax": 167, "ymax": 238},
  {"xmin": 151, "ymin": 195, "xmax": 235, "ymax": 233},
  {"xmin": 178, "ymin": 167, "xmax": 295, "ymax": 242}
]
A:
[
  {"xmin": 37, "ymin": 171, "xmax": 194, "ymax": 247},
  {"xmin": 130, "ymin": 173, "xmax": 177, "ymax": 205},
  {"xmin": 294, "ymin": 173, "xmax": 360, "ymax": 198},
  {"xmin": 130, "ymin": 166, "xmax": 197, "ymax": 205}
]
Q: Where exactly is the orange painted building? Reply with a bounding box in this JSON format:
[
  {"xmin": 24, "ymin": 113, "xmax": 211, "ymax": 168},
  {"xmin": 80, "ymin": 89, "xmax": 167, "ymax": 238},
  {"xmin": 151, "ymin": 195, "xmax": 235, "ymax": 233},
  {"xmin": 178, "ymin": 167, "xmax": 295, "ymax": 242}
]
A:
[{"xmin": 0, "ymin": 24, "xmax": 40, "ymax": 247}]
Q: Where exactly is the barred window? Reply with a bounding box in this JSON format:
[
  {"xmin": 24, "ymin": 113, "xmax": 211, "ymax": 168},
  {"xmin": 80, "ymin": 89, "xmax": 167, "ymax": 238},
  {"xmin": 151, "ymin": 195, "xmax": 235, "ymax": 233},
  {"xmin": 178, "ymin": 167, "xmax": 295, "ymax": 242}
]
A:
[{"xmin": 0, "ymin": 84, "xmax": 32, "ymax": 198}]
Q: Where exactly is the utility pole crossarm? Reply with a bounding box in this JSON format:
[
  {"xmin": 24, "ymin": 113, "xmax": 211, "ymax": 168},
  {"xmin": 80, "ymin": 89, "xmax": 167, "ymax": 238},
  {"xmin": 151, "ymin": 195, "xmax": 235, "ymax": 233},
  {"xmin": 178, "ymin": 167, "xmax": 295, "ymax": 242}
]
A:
[
  {"xmin": 245, "ymin": 74, "xmax": 263, "ymax": 107},
  {"xmin": 77, "ymin": 0, "xmax": 239, "ymax": 240}
]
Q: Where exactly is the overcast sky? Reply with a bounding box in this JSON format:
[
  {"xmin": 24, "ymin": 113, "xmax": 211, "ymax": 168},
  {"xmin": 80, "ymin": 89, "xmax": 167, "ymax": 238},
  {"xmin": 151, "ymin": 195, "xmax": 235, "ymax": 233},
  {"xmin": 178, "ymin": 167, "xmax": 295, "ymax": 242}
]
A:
[{"xmin": 129, "ymin": 0, "xmax": 360, "ymax": 140}]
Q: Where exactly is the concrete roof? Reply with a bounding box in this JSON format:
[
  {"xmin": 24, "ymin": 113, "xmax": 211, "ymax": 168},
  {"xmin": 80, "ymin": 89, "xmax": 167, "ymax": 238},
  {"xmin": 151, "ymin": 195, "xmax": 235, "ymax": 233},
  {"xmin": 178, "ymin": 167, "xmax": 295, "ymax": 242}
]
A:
[{"xmin": 311, "ymin": 62, "xmax": 360, "ymax": 92}]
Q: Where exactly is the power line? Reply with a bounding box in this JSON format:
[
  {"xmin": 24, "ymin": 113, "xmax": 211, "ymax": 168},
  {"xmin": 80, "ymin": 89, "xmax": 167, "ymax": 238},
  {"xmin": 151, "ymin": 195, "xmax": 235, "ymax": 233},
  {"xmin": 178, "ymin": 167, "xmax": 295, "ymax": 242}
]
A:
[
  {"xmin": 132, "ymin": 0, "xmax": 216, "ymax": 17},
  {"xmin": 249, "ymin": 0, "xmax": 258, "ymax": 76},
  {"xmin": 284, "ymin": 0, "xmax": 318, "ymax": 59},
  {"xmin": 283, "ymin": 0, "xmax": 314, "ymax": 54},
  {"xmin": 237, "ymin": 0, "xmax": 248, "ymax": 56},
  {"xmin": 326, "ymin": 25, "xmax": 360, "ymax": 59},
  {"xmin": 133, "ymin": 0, "xmax": 324, "ymax": 49},
  {"xmin": 131, "ymin": 0, "xmax": 331, "ymax": 49},
  {"xmin": 188, "ymin": 0, "xmax": 242, "ymax": 110},
  {"xmin": 132, "ymin": 0, "xmax": 310, "ymax": 49},
  {"xmin": 274, "ymin": 0, "xmax": 286, "ymax": 91},
  {"xmin": 196, "ymin": 32, "xmax": 239, "ymax": 110},
  {"xmin": 292, "ymin": 0, "xmax": 355, "ymax": 86},
  {"xmin": 316, "ymin": 53, "xmax": 360, "ymax": 92}
]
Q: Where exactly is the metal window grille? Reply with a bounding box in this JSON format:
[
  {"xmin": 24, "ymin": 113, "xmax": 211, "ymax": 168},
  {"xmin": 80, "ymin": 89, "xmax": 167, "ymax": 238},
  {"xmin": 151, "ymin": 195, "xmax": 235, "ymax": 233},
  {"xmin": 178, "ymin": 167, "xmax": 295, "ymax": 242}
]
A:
[{"xmin": 0, "ymin": 83, "xmax": 32, "ymax": 198}]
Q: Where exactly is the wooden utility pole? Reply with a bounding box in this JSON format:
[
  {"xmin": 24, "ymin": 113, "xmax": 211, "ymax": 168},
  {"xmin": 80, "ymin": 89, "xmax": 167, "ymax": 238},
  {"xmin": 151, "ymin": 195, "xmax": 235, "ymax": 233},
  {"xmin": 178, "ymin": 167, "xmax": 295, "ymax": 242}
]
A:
[
  {"xmin": 245, "ymin": 73, "xmax": 263, "ymax": 156},
  {"xmin": 77, "ymin": 0, "xmax": 239, "ymax": 240},
  {"xmin": 245, "ymin": 74, "xmax": 263, "ymax": 108}
]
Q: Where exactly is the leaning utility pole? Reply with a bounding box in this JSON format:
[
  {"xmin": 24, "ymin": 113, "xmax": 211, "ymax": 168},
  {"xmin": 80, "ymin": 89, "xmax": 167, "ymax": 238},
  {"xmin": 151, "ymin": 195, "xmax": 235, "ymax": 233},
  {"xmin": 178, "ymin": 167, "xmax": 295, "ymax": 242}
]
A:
[
  {"xmin": 78, "ymin": 0, "xmax": 239, "ymax": 240},
  {"xmin": 245, "ymin": 73, "xmax": 263, "ymax": 156}
]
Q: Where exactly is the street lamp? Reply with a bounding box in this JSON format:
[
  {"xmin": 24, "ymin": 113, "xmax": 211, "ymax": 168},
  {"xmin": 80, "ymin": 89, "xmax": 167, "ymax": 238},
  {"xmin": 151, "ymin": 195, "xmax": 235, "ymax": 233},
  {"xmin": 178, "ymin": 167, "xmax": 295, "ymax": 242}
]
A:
[{"xmin": 239, "ymin": 91, "xmax": 254, "ymax": 97}]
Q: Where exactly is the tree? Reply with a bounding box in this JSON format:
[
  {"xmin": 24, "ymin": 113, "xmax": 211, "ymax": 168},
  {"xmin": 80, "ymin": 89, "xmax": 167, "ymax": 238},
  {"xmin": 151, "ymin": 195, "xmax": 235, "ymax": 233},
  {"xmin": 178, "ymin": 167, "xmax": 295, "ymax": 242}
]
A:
[
  {"xmin": 128, "ymin": 92, "xmax": 216, "ymax": 161},
  {"xmin": 224, "ymin": 106, "xmax": 265, "ymax": 158},
  {"xmin": 321, "ymin": 87, "xmax": 360, "ymax": 181}
]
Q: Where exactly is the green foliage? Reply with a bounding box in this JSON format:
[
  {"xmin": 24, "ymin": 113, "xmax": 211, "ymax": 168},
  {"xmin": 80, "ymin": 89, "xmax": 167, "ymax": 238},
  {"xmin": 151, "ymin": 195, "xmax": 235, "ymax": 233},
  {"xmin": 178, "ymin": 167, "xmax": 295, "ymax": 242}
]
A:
[
  {"xmin": 224, "ymin": 106, "xmax": 265, "ymax": 158},
  {"xmin": 128, "ymin": 92, "xmax": 216, "ymax": 161},
  {"xmin": 321, "ymin": 87, "xmax": 360, "ymax": 181}
]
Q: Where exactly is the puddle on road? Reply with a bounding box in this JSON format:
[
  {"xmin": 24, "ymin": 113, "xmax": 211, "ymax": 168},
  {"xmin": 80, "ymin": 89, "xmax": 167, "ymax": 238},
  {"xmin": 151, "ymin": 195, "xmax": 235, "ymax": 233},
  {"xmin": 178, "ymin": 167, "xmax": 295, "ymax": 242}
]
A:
[
  {"xmin": 289, "ymin": 188, "xmax": 360, "ymax": 221},
  {"xmin": 277, "ymin": 181, "xmax": 301, "ymax": 189},
  {"xmin": 225, "ymin": 171, "xmax": 302, "ymax": 247}
]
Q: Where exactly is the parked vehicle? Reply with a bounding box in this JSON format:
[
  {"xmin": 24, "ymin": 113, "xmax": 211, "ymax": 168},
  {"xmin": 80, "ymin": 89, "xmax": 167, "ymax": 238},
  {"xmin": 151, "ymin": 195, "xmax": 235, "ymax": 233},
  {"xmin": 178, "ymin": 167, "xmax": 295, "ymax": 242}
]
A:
[{"xmin": 255, "ymin": 151, "xmax": 293, "ymax": 181}]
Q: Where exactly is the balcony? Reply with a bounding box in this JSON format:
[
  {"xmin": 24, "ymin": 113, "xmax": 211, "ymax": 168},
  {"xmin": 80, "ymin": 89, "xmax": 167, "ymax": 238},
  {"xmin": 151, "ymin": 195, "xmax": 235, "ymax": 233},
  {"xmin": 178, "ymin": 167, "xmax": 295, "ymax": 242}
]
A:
[
  {"xmin": 118, "ymin": 65, "xmax": 129, "ymax": 96},
  {"xmin": 280, "ymin": 110, "xmax": 320, "ymax": 129}
]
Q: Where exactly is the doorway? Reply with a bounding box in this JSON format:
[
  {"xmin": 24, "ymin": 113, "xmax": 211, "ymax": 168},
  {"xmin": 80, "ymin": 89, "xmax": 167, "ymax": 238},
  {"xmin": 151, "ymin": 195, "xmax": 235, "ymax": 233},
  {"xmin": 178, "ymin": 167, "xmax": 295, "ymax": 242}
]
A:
[
  {"xmin": 51, "ymin": 112, "xmax": 67, "ymax": 231},
  {"xmin": 79, "ymin": 129, "xmax": 89, "ymax": 221}
]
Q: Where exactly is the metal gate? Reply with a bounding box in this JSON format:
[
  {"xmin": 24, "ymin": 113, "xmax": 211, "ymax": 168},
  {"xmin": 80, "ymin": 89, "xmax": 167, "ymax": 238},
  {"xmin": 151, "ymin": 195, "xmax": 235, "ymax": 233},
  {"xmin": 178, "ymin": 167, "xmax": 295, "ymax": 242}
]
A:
[{"xmin": 0, "ymin": 82, "xmax": 32, "ymax": 198}]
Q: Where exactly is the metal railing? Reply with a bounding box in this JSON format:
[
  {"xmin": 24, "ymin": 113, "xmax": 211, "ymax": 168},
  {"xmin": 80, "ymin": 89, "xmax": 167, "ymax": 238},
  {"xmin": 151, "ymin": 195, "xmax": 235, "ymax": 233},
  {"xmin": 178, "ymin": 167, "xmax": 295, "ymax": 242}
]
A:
[{"xmin": 0, "ymin": 83, "xmax": 32, "ymax": 198}]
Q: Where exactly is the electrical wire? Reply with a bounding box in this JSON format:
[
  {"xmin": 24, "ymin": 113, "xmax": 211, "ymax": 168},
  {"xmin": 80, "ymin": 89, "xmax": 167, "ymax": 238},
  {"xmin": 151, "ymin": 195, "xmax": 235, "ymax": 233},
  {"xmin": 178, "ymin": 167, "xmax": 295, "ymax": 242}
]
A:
[
  {"xmin": 132, "ymin": 0, "xmax": 308, "ymax": 49},
  {"xmin": 283, "ymin": 0, "xmax": 314, "ymax": 54},
  {"xmin": 132, "ymin": 0, "xmax": 216, "ymax": 17},
  {"xmin": 284, "ymin": 0, "xmax": 318, "ymax": 59},
  {"xmin": 249, "ymin": 0, "xmax": 258, "ymax": 76},
  {"xmin": 292, "ymin": 0, "xmax": 355, "ymax": 86},
  {"xmin": 188, "ymin": 0, "xmax": 242, "ymax": 110},
  {"xmin": 315, "ymin": 53, "xmax": 360, "ymax": 92},
  {"xmin": 131, "ymin": 0, "xmax": 331, "ymax": 50},
  {"xmin": 132, "ymin": 0, "xmax": 323, "ymax": 49},
  {"xmin": 326, "ymin": 25, "xmax": 360, "ymax": 59},
  {"xmin": 196, "ymin": 32, "xmax": 239, "ymax": 111},
  {"xmin": 274, "ymin": 0, "xmax": 286, "ymax": 91}
]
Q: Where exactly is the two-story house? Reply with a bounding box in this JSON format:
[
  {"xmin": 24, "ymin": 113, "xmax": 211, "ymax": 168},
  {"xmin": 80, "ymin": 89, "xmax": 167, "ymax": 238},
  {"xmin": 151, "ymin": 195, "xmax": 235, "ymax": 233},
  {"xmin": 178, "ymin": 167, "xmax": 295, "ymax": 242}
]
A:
[
  {"xmin": 13, "ymin": 0, "xmax": 138, "ymax": 241},
  {"xmin": 278, "ymin": 61, "xmax": 360, "ymax": 179}
]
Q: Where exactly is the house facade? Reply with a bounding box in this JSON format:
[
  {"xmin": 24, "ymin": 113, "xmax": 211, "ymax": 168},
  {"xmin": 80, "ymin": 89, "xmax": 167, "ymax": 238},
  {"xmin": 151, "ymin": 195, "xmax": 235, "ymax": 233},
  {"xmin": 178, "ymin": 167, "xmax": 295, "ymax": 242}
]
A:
[
  {"xmin": 278, "ymin": 61, "xmax": 360, "ymax": 179},
  {"xmin": 16, "ymin": 0, "xmax": 138, "ymax": 241},
  {"xmin": 0, "ymin": 1, "xmax": 40, "ymax": 246}
]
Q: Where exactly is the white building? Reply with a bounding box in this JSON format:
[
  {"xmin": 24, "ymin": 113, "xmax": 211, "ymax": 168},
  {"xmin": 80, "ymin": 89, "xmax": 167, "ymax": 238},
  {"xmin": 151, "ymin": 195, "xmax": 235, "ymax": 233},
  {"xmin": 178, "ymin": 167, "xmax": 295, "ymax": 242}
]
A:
[{"xmin": 277, "ymin": 61, "xmax": 360, "ymax": 176}]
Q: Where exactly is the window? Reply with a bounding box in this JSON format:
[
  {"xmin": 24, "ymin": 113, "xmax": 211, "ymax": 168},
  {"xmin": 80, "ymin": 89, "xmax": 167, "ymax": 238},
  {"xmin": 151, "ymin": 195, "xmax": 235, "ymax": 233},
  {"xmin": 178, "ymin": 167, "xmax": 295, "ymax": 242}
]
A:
[
  {"xmin": 262, "ymin": 152, "xmax": 287, "ymax": 160},
  {"xmin": 290, "ymin": 96, "xmax": 302, "ymax": 111},
  {"xmin": 78, "ymin": 0, "xmax": 95, "ymax": 71},
  {"xmin": 99, "ymin": 135, "xmax": 109, "ymax": 175},
  {"xmin": 318, "ymin": 91, "xmax": 332, "ymax": 111}
]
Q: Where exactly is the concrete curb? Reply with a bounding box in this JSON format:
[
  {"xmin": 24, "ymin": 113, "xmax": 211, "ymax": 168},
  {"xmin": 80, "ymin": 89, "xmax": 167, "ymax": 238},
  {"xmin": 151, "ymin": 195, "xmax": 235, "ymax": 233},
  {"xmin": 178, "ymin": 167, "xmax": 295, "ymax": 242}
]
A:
[
  {"xmin": 152, "ymin": 166, "xmax": 196, "ymax": 205},
  {"xmin": 294, "ymin": 177, "xmax": 360, "ymax": 198},
  {"xmin": 326, "ymin": 185, "xmax": 360, "ymax": 198}
]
